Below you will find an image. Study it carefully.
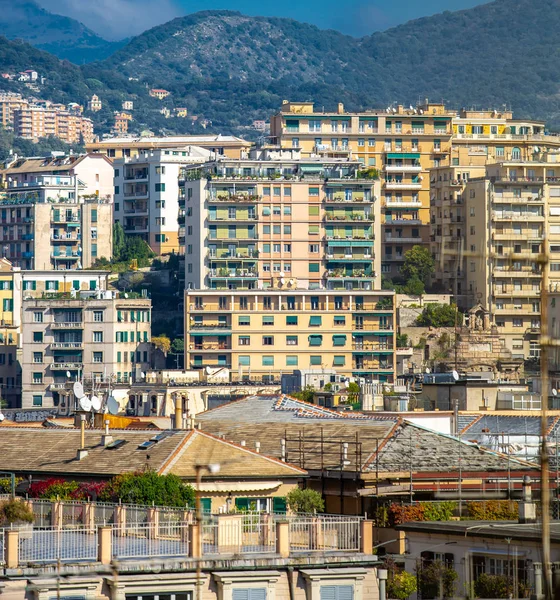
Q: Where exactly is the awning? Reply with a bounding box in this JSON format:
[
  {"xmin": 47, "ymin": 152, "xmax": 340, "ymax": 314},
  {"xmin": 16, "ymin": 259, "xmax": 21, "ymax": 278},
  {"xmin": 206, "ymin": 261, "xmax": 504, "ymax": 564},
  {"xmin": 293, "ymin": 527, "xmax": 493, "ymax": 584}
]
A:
[
  {"xmin": 197, "ymin": 481, "xmax": 283, "ymax": 493},
  {"xmin": 309, "ymin": 316, "xmax": 322, "ymax": 326},
  {"xmin": 190, "ymin": 332, "xmax": 232, "ymax": 336},
  {"xmin": 328, "ymin": 116, "xmax": 351, "ymax": 121},
  {"xmin": 386, "ymin": 153, "xmax": 420, "ymax": 159},
  {"xmin": 327, "ymin": 240, "xmax": 373, "ymax": 247},
  {"xmin": 300, "ymin": 165, "xmax": 323, "ymax": 173},
  {"xmin": 359, "ymin": 117, "xmax": 378, "ymax": 122}
]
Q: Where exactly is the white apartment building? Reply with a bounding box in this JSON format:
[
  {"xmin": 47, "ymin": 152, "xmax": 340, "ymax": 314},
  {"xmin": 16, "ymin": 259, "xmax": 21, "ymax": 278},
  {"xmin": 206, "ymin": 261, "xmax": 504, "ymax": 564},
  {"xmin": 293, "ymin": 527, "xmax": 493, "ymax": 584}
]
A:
[
  {"xmin": 0, "ymin": 153, "xmax": 115, "ymax": 199},
  {"xmin": 113, "ymin": 146, "xmax": 215, "ymax": 255},
  {"xmin": 21, "ymin": 294, "xmax": 152, "ymax": 409}
]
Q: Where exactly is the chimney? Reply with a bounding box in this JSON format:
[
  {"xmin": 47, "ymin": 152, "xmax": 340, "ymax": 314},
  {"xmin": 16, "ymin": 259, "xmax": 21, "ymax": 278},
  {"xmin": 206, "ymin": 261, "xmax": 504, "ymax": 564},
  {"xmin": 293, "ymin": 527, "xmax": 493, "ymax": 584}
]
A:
[
  {"xmin": 240, "ymin": 440, "xmax": 246, "ymax": 447},
  {"xmin": 337, "ymin": 103, "xmax": 344, "ymax": 115},
  {"xmin": 77, "ymin": 414, "xmax": 88, "ymax": 460},
  {"xmin": 518, "ymin": 475, "xmax": 537, "ymax": 523},
  {"xmin": 102, "ymin": 419, "xmax": 113, "ymax": 447},
  {"xmin": 281, "ymin": 438, "xmax": 286, "ymax": 462},
  {"xmin": 174, "ymin": 399, "xmax": 183, "ymax": 430},
  {"xmin": 255, "ymin": 441, "xmax": 260, "ymax": 453}
]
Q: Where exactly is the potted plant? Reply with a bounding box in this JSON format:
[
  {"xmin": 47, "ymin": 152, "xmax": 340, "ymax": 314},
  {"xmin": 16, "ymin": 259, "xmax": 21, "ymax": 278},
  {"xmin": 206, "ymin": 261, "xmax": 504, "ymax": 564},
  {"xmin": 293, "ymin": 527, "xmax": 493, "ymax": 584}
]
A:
[{"xmin": 0, "ymin": 499, "xmax": 34, "ymax": 539}]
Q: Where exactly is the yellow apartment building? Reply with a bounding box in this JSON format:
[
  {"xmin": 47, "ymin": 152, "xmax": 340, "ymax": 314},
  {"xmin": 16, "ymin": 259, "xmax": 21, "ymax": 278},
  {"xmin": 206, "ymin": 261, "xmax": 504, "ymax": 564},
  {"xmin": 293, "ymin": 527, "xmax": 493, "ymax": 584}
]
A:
[
  {"xmin": 270, "ymin": 100, "xmax": 454, "ymax": 280},
  {"xmin": 431, "ymin": 109, "xmax": 560, "ymax": 299},
  {"xmin": 185, "ymin": 289, "xmax": 396, "ymax": 383},
  {"xmin": 87, "ymin": 134, "xmax": 252, "ymax": 160},
  {"xmin": 182, "ymin": 147, "xmax": 382, "ymax": 292},
  {"xmin": 13, "ymin": 107, "xmax": 94, "ymax": 144},
  {"xmin": 464, "ymin": 154, "xmax": 560, "ymax": 359},
  {"xmin": 0, "ymin": 93, "xmax": 29, "ymax": 128}
]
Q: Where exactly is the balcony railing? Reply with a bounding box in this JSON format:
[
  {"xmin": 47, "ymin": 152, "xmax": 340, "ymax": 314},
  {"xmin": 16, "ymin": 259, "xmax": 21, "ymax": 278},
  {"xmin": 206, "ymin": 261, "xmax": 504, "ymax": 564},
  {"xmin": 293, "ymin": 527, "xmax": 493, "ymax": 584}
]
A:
[
  {"xmin": 51, "ymin": 322, "xmax": 83, "ymax": 329},
  {"xmin": 51, "ymin": 362, "xmax": 83, "ymax": 370},
  {"xmin": 50, "ymin": 342, "xmax": 83, "ymax": 350}
]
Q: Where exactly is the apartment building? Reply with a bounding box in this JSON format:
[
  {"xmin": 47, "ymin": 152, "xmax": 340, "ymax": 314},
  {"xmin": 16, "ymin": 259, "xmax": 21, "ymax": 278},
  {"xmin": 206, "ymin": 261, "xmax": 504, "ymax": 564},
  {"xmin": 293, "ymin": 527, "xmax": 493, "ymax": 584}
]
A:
[
  {"xmin": 185, "ymin": 289, "xmax": 396, "ymax": 383},
  {"xmin": 21, "ymin": 294, "xmax": 152, "ymax": 409},
  {"xmin": 87, "ymin": 94, "xmax": 102, "ymax": 112},
  {"xmin": 463, "ymin": 155, "xmax": 560, "ymax": 358},
  {"xmin": 431, "ymin": 109, "xmax": 560, "ymax": 298},
  {"xmin": 87, "ymin": 134, "xmax": 252, "ymax": 160},
  {"xmin": 12, "ymin": 107, "xmax": 94, "ymax": 144},
  {"xmin": 0, "ymin": 174, "xmax": 112, "ymax": 270},
  {"xmin": 0, "ymin": 92, "xmax": 29, "ymax": 128},
  {"xmin": 1, "ymin": 153, "xmax": 115, "ymax": 198},
  {"xmin": 270, "ymin": 100, "xmax": 454, "ymax": 279},
  {"xmin": 182, "ymin": 147, "xmax": 381, "ymax": 292},
  {"xmin": 113, "ymin": 146, "xmax": 215, "ymax": 254}
]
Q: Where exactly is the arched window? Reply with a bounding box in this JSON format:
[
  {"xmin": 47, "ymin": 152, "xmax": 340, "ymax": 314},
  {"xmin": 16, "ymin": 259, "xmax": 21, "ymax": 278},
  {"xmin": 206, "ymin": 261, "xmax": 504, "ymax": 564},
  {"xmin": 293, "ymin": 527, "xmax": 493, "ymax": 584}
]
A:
[{"xmin": 512, "ymin": 147, "xmax": 521, "ymax": 160}]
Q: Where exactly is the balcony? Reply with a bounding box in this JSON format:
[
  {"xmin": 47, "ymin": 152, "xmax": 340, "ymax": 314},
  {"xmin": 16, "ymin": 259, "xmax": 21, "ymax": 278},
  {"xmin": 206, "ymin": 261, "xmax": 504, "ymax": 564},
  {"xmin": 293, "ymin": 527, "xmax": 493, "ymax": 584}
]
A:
[
  {"xmin": 52, "ymin": 253, "xmax": 80, "ymax": 260},
  {"xmin": 385, "ymin": 236, "xmax": 423, "ymax": 244},
  {"xmin": 322, "ymin": 195, "xmax": 373, "ymax": 204},
  {"xmin": 384, "ymin": 164, "xmax": 422, "ymax": 173},
  {"xmin": 124, "ymin": 171, "xmax": 148, "ymax": 181},
  {"xmin": 385, "ymin": 218, "xmax": 423, "ymax": 226},
  {"xmin": 493, "ymin": 289, "xmax": 540, "ymax": 298},
  {"xmin": 324, "ymin": 269, "xmax": 374, "ymax": 280},
  {"xmin": 323, "ymin": 214, "xmax": 373, "ymax": 223},
  {"xmin": 326, "ymin": 255, "xmax": 372, "ymax": 263},
  {"xmin": 383, "ymin": 200, "xmax": 423, "ymax": 209},
  {"xmin": 492, "ymin": 212, "xmax": 544, "ymax": 221},
  {"xmin": 50, "ymin": 342, "xmax": 83, "ymax": 350},
  {"xmin": 492, "ymin": 194, "xmax": 544, "ymax": 204},
  {"xmin": 51, "ymin": 321, "xmax": 83, "ymax": 329},
  {"xmin": 192, "ymin": 343, "xmax": 232, "ymax": 351},
  {"xmin": 209, "ymin": 193, "xmax": 262, "ymax": 202},
  {"xmin": 208, "ymin": 269, "xmax": 258, "ymax": 279},
  {"xmin": 492, "ymin": 232, "xmax": 543, "ymax": 241},
  {"xmin": 208, "ymin": 215, "xmax": 258, "ymax": 223},
  {"xmin": 51, "ymin": 234, "xmax": 80, "ymax": 242},
  {"xmin": 352, "ymin": 343, "xmax": 394, "ymax": 351},
  {"xmin": 51, "ymin": 362, "xmax": 83, "ymax": 370},
  {"xmin": 385, "ymin": 182, "xmax": 423, "ymax": 191}
]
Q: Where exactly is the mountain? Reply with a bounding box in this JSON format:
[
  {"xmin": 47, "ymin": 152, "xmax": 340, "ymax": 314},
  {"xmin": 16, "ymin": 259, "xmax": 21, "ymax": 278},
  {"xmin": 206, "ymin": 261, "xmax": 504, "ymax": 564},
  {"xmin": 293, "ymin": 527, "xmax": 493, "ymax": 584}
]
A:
[
  {"xmin": 96, "ymin": 1, "xmax": 560, "ymax": 128},
  {"xmin": 3, "ymin": 0, "xmax": 560, "ymax": 136},
  {"xmin": 0, "ymin": 0, "xmax": 125, "ymax": 63}
]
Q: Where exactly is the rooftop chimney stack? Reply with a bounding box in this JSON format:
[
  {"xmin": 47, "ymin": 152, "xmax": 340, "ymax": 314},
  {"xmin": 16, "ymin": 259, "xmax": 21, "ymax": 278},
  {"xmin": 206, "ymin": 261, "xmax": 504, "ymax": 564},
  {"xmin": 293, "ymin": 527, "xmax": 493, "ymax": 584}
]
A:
[
  {"xmin": 518, "ymin": 475, "xmax": 537, "ymax": 523},
  {"xmin": 174, "ymin": 399, "xmax": 183, "ymax": 430},
  {"xmin": 255, "ymin": 442, "xmax": 260, "ymax": 453},
  {"xmin": 281, "ymin": 438, "xmax": 286, "ymax": 462},
  {"xmin": 102, "ymin": 419, "xmax": 113, "ymax": 447},
  {"xmin": 77, "ymin": 415, "xmax": 88, "ymax": 460}
]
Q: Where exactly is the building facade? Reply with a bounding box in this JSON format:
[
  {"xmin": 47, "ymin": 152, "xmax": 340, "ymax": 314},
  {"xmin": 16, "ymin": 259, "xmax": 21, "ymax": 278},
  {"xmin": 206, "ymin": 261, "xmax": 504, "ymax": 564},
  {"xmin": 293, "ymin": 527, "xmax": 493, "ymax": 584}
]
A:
[
  {"xmin": 270, "ymin": 100, "xmax": 454, "ymax": 280},
  {"xmin": 21, "ymin": 294, "xmax": 152, "ymax": 409},
  {"xmin": 463, "ymin": 155, "xmax": 560, "ymax": 358},
  {"xmin": 0, "ymin": 176, "xmax": 112, "ymax": 270},
  {"xmin": 185, "ymin": 289, "xmax": 396, "ymax": 383},
  {"xmin": 183, "ymin": 148, "xmax": 382, "ymax": 292},
  {"xmin": 13, "ymin": 107, "xmax": 94, "ymax": 144},
  {"xmin": 87, "ymin": 135, "xmax": 252, "ymax": 160},
  {"xmin": 113, "ymin": 146, "xmax": 215, "ymax": 255},
  {"xmin": 430, "ymin": 108, "xmax": 560, "ymax": 298}
]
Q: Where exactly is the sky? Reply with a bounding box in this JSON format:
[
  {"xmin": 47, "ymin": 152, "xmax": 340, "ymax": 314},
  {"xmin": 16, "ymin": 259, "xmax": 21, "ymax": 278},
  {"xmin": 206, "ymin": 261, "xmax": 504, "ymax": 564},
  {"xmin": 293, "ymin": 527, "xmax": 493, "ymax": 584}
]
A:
[{"xmin": 38, "ymin": 0, "xmax": 491, "ymax": 40}]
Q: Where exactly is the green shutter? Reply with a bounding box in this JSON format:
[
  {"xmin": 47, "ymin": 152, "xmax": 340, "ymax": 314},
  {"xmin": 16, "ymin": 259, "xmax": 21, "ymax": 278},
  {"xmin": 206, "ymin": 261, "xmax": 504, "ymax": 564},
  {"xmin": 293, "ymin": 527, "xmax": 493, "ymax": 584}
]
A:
[
  {"xmin": 201, "ymin": 498, "xmax": 212, "ymax": 513},
  {"xmin": 272, "ymin": 497, "xmax": 287, "ymax": 514},
  {"xmin": 332, "ymin": 334, "xmax": 347, "ymax": 346},
  {"xmin": 309, "ymin": 316, "xmax": 322, "ymax": 326},
  {"xmin": 235, "ymin": 497, "xmax": 250, "ymax": 511}
]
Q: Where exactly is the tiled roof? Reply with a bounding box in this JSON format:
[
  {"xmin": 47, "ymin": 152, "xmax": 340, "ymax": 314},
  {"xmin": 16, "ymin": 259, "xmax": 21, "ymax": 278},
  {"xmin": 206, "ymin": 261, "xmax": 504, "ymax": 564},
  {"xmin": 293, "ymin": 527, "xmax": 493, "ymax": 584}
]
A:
[{"xmin": 0, "ymin": 427, "xmax": 305, "ymax": 480}]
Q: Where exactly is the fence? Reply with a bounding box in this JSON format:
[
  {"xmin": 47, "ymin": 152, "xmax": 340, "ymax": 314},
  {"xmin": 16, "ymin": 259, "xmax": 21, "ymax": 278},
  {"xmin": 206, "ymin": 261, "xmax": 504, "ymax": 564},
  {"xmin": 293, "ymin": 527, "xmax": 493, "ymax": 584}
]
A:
[
  {"xmin": 18, "ymin": 527, "xmax": 98, "ymax": 563},
  {"xmin": 3, "ymin": 513, "xmax": 366, "ymax": 567}
]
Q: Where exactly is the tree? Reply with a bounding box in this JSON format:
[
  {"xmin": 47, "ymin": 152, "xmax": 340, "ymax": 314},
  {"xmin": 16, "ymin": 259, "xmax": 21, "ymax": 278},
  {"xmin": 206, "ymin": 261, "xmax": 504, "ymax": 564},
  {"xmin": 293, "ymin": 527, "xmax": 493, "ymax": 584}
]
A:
[
  {"xmin": 0, "ymin": 499, "xmax": 34, "ymax": 525},
  {"xmin": 401, "ymin": 245, "xmax": 435, "ymax": 287},
  {"xmin": 101, "ymin": 471, "xmax": 195, "ymax": 507},
  {"xmin": 286, "ymin": 488, "xmax": 324, "ymax": 514},
  {"xmin": 113, "ymin": 222, "xmax": 126, "ymax": 260},
  {"xmin": 403, "ymin": 274, "xmax": 425, "ymax": 296},
  {"xmin": 416, "ymin": 560, "xmax": 457, "ymax": 600},
  {"xmin": 416, "ymin": 303, "xmax": 458, "ymax": 328},
  {"xmin": 347, "ymin": 382, "xmax": 360, "ymax": 403},
  {"xmin": 152, "ymin": 335, "xmax": 171, "ymax": 354},
  {"xmin": 291, "ymin": 385, "xmax": 315, "ymax": 403},
  {"xmin": 387, "ymin": 571, "xmax": 417, "ymax": 600}
]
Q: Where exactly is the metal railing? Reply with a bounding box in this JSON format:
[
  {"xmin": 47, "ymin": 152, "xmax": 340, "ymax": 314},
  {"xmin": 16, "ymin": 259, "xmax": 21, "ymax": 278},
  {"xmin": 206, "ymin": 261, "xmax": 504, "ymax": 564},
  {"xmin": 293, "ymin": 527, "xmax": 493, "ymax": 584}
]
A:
[
  {"xmin": 112, "ymin": 523, "xmax": 190, "ymax": 559},
  {"xmin": 19, "ymin": 527, "xmax": 98, "ymax": 563},
  {"xmin": 287, "ymin": 515, "xmax": 361, "ymax": 552}
]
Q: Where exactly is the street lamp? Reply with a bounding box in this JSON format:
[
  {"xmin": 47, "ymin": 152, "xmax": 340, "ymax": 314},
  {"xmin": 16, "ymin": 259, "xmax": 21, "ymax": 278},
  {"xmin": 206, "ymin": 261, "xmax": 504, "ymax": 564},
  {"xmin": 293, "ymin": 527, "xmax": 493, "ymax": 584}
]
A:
[{"xmin": 194, "ymin": 463, "xmax": 220, "ymax": 600}]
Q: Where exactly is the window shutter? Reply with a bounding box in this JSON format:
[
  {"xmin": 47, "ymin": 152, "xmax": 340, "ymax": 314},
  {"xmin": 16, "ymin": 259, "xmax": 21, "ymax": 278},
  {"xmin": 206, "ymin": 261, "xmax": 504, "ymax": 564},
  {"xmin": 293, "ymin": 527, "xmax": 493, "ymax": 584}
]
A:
[
  {"xmin": 232, "ymin": 591, "xmax": 249, "ymax": 600},
  {"xmin": 200, "ymin": 498, "xmax": 212, "ymax": 513},
  {"xmin": 272, "ymin": 496, "xmax": 287, "ymax": 514},
  {"xmin": 235, "ymin": 497, "xmax": 250, "ymax": 511},
  {"xmin": 248, "ymin": 590, "xmax": 266, "ymax": 600},
  {"xmin": 320, "ymin": 587, "xmax": 337, "ymax": 600}
]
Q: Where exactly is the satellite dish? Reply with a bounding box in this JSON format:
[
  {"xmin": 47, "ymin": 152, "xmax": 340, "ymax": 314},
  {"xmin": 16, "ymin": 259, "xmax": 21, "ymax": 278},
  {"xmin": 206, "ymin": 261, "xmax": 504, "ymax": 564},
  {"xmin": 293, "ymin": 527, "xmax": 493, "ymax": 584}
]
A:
[
  {"xmin": 452, "ymin": 370, "xmax": 459, "ymax": 381},
  {"xmin": 91, "ymin": 395, "xmax": 101, "ymax": 411},
  {"xmin": 553, "ymin": 389, "xmax": 558, "ymax": 397},
  {"xmin": 79, "ymin": 396, "xmax": 92, "ymax": 411},
  {"xmin": 66, "ymin": 371, "xmax": 71, "ymax": 379},
  {"xmin": 107, "ymin": 396, "xmax": 119, "ymax": 415},
  {"xmin": 141, "ymin": 372, "xmax": 146, "ymax": 379},
  {"xmin": 73, "ymin": 381, "xmax": 84, "ymax": 398},
  {"xmin": 0, "ymin": 412, "xmax": 4, "ymax": 422}
]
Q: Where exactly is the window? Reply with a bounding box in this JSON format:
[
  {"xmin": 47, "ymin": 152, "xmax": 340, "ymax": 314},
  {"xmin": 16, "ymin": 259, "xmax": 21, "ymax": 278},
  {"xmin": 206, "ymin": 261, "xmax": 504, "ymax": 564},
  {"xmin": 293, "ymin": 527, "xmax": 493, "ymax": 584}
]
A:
[
  {"xmin": 262, "ymin": 336, "xmax": 274, "ymax": 346},
  {"xmin": 334, "ymin": 316, "xmax": 346, "ymax": 326},
  {"xmin": 513, "ymin": 318, "xmax": 523, "ymax": 327},
  {"xmin": 262, "ymin": 316, "xmax": 274, "ymax": 326},
  {"xmin": 94, "ymin": 311, "xmax": 104, "ymax": 322},
  {"xmin": 33, "ymin": 311, "xmax": 43, "ymax": 323},
  {"xmin": 309, "ymin": 316, "xmax": 322, "ymax": 326},
  {"xmin": 284, "ymin": 226, "xmax": 292, "ymax": 235},
  {"xmin": 333, "ymin": 356, "xmax": 346, "ymax": 367},
  {"xmin": 286, "ymin": 335, "xmax": 298, "ymax": 346},
  {"xmin": 309, "ymin": 187, "xmax": 320, "ymax": 197},
  {"xmin": 309, "ymin": 334, "xmax": 323, "ymax": 346},
  {"xmin": 93, "ymin": 331, "xmax": 103, "ymax": 343},
  {"xmin": 309, "ymin": 244, "xmax": 319, "ymax": 253},
  {"xmin": 284, "ymin": 206, "xmax": 292, "ymax": 216},
  {"xmin": 262, "ymin": 356, "xmax": 274, "ymax": 366},
  {"xmin": 238, "ymin": 356, "xmax": 250, "ymax": 366},
  {"xmin": 309, "ymin": 225, "xmax": 320, "ymax": 235},
  {"xmin": 155, "ymin": 183, "xmax": 166, "ymax": 192},
  {"xmin": 239, "ymin": 336, "xmax": 250, "ymax": 346},
  {"xmin": 309, "ymin": 263, "xmax": 320, "ymax": 273},
  {"xmin": 33, "ymin": 332, "xmax": 43, "ymax": 343},
  {"xmin": 33, "ymin": 352, "xmax": 43, "ymax": 363},
  {"xmin": 32, "ymin": 395, "xmax": 42, "ymax": 407},
  {"xmin": 93, "ymin": 352, "xmax": 103, "ymax": 363},
  {"xmin": 238, "ymin": 316, "xmax": 250, "ymax": 327},
  {"xmin": 332, "ymin": 334, "xmax": 347, "ymax": 346}
]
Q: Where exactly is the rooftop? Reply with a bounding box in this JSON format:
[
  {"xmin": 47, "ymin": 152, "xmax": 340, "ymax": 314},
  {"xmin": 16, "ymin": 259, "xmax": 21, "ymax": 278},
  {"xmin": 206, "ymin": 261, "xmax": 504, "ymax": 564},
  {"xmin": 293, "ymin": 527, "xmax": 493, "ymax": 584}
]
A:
[{"xmin": 88, "ymin": 135, "xmax": 251, "ymax": 147}]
